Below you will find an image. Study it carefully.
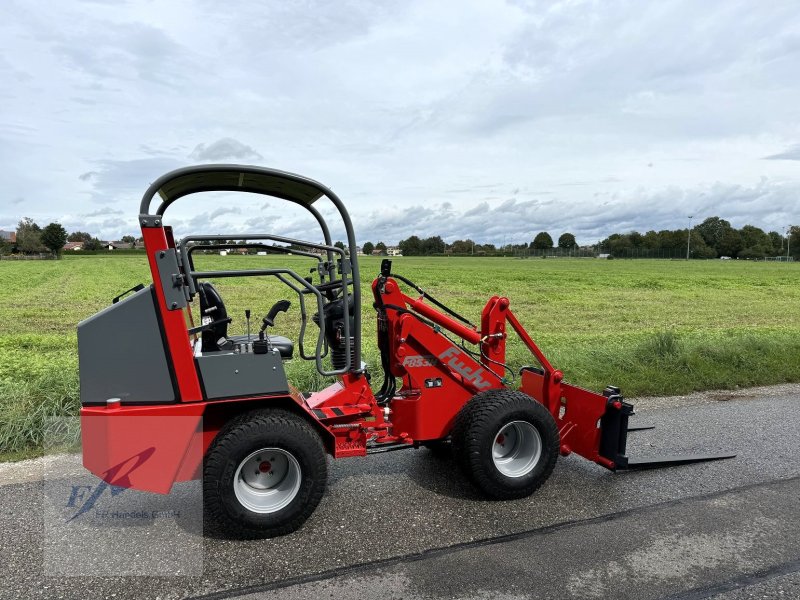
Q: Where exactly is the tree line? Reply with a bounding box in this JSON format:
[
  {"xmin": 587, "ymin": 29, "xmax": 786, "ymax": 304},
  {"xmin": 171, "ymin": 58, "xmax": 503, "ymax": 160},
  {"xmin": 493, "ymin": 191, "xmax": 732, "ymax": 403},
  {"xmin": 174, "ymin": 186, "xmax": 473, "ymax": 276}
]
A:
[
  {"xmin": 0, "ymin": 218, "xmax": 142, "ymax": 257},
  {"xmin": 4, "ymin": 215, "xmax": 797, "ymax": 261},
  {"xmin": 2, "ymin": 218, "xmax": 68, "ymax": 256},
  {"xmin": 396, "ymin": 232, "xmax": 578, "ymax": 256},
  {"xmin": 600, "ymin": 217, "xmax": 799, "ymax": 260}
]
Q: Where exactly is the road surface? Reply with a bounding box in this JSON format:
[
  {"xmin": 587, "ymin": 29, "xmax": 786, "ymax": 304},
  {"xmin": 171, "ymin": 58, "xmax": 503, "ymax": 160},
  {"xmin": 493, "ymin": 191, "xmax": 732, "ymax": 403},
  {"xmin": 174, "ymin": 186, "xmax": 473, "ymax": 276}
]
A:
[{"xmin": 0, "ymin": 384, "xmax": 798, "ymax": 599}]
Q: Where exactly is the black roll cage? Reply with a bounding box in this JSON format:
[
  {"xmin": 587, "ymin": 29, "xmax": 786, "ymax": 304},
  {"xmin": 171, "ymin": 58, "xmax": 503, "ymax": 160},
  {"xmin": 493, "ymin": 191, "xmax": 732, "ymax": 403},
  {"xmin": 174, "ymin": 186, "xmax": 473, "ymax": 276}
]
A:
[
  {"xmin": 139, "ymin": 164, "xmax": 363, "ymax": 376},
  {"xmin": 185, "ymin": 242, "xmax": 330, "ymax": 364}
]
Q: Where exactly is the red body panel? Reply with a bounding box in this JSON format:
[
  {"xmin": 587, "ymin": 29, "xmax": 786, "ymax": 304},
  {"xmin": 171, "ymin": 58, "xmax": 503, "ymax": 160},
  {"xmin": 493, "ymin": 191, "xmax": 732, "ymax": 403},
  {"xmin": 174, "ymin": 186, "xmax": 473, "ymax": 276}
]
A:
[{"xmin": 81, "ymin": 403, "xmax": 204, "ymax": 494}]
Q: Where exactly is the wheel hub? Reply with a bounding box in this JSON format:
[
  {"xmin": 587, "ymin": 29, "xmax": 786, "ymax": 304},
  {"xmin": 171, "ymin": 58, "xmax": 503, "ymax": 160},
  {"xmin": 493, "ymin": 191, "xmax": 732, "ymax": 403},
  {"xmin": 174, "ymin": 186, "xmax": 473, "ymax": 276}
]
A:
[
  {"xmin": 234, "ymin": 448, "xmax": 302, "ymax": 513},
  {"xmin": 492, "ymin": 421, "xmax": 542, "ymax": 478}
]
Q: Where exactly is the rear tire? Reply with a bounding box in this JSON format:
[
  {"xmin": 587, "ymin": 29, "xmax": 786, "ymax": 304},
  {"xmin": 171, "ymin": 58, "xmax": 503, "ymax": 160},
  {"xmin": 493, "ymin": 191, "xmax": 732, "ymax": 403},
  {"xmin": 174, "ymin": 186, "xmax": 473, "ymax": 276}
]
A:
[
  {"xmin": 203, "ymin": 409, "xmax": 327, "ymax": 538},
  {"xmin": 451, "ymin": 389, "xmax": 559, "ymax": 500}
]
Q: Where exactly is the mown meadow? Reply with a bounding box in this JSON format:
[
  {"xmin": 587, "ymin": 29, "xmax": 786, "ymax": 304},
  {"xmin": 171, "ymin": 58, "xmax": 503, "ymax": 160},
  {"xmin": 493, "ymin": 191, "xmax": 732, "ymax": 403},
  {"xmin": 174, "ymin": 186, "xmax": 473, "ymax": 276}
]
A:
[{"xmin": 1, "ymin": 254, "xmax": 798, "ymax": 459}]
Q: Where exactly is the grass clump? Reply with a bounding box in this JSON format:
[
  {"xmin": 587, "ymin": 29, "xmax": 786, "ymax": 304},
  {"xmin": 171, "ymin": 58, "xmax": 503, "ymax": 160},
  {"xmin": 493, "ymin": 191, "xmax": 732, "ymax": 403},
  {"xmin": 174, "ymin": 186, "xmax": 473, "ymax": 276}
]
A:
[{"xmin": 0, "ymin": 370, "xmax": 80, "ymax": 457}]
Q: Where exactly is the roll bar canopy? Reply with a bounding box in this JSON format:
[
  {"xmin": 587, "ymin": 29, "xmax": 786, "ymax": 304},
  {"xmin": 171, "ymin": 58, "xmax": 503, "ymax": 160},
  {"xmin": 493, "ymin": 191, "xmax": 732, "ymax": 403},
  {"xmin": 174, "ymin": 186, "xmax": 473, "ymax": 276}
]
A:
[
  {"xmin": 140, "ymin": 164, "xmax": 325, "ymax": 213},
  {"xmin": 139, "ymin": 164, "xmax": 363, "ymax": 371}
]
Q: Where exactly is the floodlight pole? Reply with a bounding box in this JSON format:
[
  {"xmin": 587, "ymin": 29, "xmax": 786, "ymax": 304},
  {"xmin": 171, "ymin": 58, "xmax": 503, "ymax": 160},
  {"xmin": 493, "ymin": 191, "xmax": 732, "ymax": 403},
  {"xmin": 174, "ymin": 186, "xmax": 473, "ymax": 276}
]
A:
[
  {"xmin": 788, "ymin": 227, "xmax": 791, "ymax": 261},
  {"xmin": 686, "ymin": 215, "xmax": 693, "ymax": 260}
]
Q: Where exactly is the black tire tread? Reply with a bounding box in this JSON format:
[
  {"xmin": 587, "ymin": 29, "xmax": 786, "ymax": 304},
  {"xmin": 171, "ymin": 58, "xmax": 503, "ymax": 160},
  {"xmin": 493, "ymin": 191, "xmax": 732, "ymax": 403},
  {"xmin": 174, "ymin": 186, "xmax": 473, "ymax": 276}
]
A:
[
  {"xmin": 203, "ymin": 408, "xmax": 327, "ymax": 539},
  {"xmin": 451, "ymin": 389, "xmax": 559, "ymax": 500}
]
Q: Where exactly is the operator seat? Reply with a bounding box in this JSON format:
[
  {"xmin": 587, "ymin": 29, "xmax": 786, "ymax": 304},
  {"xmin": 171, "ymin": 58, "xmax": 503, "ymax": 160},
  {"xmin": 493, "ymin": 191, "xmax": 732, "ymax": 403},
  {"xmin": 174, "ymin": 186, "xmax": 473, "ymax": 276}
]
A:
[{"xmin": 197, "ymin": 282, "xmax": 294, "ymax": 358}]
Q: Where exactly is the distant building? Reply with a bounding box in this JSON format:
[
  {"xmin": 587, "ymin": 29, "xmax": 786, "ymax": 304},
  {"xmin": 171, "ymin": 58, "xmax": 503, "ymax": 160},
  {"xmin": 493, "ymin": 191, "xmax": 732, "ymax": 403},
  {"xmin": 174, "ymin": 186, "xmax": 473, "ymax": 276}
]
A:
[
  {"xmin": 106, "ymin": 241, "xmax": 134, "ymax": 250},
  {"xmin": 598, "ymin": 253, "xmax": 611, "ymax": 259},
  {"xmin": 387, "ymin": 246, "xmax": 402, "ymax": 256},
  {"xmin": 0, "ymin": 230, "xmax": 16, "ymax": 243},
  {"xmin": 63, "ymin": 242, "xmax": 84, "ymax": 251}
]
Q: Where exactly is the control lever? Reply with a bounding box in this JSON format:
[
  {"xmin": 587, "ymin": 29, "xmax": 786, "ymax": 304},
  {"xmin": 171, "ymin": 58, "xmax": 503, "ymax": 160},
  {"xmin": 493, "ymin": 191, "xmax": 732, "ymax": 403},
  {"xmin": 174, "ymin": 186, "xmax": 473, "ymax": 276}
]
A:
[
  {"xmin": 261, "ymin": 300, "xmax": 291, "ymax": 331},
  {"xmin": 245, "ymin": 309, "xmax": 251, "ymax": 343},
  {"xmin": 254, "ymin": 300, "xmax": 291, "ymax": 355}
]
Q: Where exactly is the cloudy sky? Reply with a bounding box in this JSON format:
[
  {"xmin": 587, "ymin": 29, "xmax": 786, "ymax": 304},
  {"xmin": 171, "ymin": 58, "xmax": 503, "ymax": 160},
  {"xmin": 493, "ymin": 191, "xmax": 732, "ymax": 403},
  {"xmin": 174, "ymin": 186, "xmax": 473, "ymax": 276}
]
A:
[{"xmin": 1, "ymin": 0, "xmax": 798, "ymax": 245}]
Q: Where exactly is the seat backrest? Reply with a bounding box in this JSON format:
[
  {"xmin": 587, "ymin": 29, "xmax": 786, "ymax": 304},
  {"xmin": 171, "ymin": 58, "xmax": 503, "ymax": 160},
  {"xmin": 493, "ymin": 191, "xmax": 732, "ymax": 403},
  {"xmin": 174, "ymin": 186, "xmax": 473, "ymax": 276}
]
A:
[{"xmin": 198, "ymin": 282, "xmax": 228, "ymax": 352}]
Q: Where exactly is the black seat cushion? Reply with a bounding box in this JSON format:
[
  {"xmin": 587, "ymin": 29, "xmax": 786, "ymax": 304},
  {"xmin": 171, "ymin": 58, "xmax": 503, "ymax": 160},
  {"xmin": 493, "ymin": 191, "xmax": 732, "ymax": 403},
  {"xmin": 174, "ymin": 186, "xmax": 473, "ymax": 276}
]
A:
[{"xmin": 229, "ymin": 335, "xmax": 294, "ymax": 359}]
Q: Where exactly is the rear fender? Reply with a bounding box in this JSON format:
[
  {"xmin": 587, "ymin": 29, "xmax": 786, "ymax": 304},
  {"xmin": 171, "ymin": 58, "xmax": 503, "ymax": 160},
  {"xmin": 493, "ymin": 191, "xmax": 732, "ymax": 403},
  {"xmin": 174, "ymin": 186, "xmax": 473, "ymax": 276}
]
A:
[{"xmin": 81, "ymin": 403, "xmax": 204, "ymax": 494}]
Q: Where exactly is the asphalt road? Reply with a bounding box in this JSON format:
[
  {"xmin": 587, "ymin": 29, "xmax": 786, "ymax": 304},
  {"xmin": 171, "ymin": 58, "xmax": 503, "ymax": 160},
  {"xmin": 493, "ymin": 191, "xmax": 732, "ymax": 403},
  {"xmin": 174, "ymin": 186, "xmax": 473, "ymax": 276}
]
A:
[{"xmin": 1, "ymin": 385, "xmax": 798, "ymax": 599}]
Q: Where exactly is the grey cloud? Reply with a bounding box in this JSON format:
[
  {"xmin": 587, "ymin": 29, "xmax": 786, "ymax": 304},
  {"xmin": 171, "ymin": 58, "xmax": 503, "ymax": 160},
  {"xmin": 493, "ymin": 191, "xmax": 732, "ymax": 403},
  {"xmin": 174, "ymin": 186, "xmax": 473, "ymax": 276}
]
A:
[
  {"xmin": 189, "ymin": 139, "xmax": 263, "ymax": 162},
  {"xmin": 351, "ymin": 179, "xmax": 800, "ymax": 246},
  {"xmin": 82, "ymin": 157, "xmax": 186, "ymax": 204},
  {"xmin": 79, "ymin": 171, "xmax": 98, "ymax": 181},
  {"xmin": 83, "ymin": 207, "xmax": 123, "ymax": 217},
  {"xmin": 209, "ymin": 207, "xmax": 242, "ymax": 220},
  {"xmin": 52, "ymin": 19, "xmax": 189, "ymax": 86},
  {"xmin": 763, "ymin": 144, "xmax": 800, "ymax": 160}
]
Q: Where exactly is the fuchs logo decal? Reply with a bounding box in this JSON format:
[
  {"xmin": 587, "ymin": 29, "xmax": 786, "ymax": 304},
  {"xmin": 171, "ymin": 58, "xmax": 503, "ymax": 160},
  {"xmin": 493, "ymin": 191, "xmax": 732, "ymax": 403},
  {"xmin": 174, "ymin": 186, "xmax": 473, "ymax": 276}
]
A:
[
  {"xmin": 402, "ymin": 355, "xmax": 439, "ymax": 368},
  {"xmin": 438, "ymin": 347, "xmax": 492, "ymax": 389}
]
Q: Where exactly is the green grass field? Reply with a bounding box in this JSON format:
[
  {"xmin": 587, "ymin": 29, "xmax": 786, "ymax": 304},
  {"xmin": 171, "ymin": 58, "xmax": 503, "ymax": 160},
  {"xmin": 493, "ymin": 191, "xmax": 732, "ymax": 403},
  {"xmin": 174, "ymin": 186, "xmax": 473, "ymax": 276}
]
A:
[{"xmin": 1, "ymin": 254, "xmax": 799, "ymax": 459}]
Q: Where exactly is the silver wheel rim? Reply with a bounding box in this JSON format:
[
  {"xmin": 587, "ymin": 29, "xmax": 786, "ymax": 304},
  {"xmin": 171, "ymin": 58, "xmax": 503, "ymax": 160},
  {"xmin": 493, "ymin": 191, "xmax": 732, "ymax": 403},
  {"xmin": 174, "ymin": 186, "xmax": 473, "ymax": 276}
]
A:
[
  {"xmin": 492, "ymin": 421, "xmax": 542, "ymax": 478},
  {"xmin": 233, "ymin": 448, "xmax": 301, "ymax": 513}
]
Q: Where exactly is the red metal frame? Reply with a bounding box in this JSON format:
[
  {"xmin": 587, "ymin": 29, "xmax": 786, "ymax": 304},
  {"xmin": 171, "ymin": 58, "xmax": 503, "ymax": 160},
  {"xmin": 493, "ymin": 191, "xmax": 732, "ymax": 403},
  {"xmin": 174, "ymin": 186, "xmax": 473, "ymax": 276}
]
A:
[{"xmin": 81, "ymin": 225, "xmax": 621, "ymax": 493}]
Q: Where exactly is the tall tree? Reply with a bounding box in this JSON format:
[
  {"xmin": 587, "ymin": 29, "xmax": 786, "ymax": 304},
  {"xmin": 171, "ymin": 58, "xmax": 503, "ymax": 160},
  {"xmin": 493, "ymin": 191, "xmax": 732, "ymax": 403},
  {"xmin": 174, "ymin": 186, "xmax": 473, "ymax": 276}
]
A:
[
  {"xmin": 557, "ymin": 233, "xmax": 577, "ymax": 249},
  {"xmin": 121, "ymin": 235, "xmax": 136, "ymax": 244},
  {"xmin": 16, "ymin": 217, "xmax": 42, "ymax": 253},
  {"xmin": 83, "ymin": 237, "xmax": 103, "ymax": 251},
  {"xmin": 375, "ymin": 241, "xmax": 387, "ymax": 255},
  {"xmin": 40, "ymin": 222, "xmax": 68, "ymax": 257},
  {"xmin": 450, "ymin": 239, "xmax": 473, "ymax": 254},
  {"xmin": 716, "ymin": 228, "xmax": 743, "ymax": 258},
  {"xmin": 739, "ymin": 225, "xmax": 770, "ymax": 254},
  {"xmin": 421, "ymin": 235, "xmax": 445, "ymax": 255},
  {"xmin": 767, "ymin": 231, "xmax": 783, "ymax": 256},
  {"xmin": 361, "ymin": 241, "xmax": 374, "ymax": 255},
  {"xmin": 695, "ymin": 217, "xmax": 732, "ymax": 252},
  {"xmin": 398, "ymin": 235, "xmax": 422, "ymax": 256},
  {"xmin": 68, "ymin": 231, "xmax": 92, "ymax": 243},
  {"xmin": 531, "ymin": 232, "xmax": 554, "ymax": 250},
  {"xmin": 789, "ymin": 226, "xmax": 800, "ymax": 260}
]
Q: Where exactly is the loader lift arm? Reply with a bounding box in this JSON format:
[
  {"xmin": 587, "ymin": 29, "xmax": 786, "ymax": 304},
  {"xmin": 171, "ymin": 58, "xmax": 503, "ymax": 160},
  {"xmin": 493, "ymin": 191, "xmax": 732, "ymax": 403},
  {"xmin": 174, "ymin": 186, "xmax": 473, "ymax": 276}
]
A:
[{"xmin": 374, "ymin": 260, "xmax": 735, "ymax": 471}]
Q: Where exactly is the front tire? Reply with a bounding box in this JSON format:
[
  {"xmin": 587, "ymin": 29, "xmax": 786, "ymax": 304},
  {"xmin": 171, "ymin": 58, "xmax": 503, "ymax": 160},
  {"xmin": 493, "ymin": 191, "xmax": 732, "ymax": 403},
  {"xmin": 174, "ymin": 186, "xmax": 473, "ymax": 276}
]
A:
[
  {"xmin": 203, "ymin": 409, "xmax": 327, "ymax": 538},
  {"xmin": 451, "ymin": 389, "xmax": 559, "ymax": 500}
]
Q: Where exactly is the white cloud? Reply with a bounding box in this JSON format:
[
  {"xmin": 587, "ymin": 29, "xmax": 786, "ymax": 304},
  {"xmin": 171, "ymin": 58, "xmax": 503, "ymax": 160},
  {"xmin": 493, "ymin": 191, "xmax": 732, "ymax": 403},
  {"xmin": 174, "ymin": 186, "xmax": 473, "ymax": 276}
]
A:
[{"xmin": 189, "ymin": 138, "xmax": 263, "ymax": 162}]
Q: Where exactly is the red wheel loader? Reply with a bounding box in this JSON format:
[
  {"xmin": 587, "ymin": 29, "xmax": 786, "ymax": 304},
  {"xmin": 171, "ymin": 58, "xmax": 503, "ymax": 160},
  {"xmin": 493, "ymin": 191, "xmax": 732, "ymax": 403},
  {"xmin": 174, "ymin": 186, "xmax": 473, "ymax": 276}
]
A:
[{"xmin": 78, "ymin": 165, "xmax": 734, "ymax": 538}]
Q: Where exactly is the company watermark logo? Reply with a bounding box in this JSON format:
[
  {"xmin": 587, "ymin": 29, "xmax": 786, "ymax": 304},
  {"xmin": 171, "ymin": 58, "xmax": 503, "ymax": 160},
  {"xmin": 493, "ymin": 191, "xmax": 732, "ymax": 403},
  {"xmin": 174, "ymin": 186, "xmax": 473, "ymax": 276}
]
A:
[{"xmin": 64, "ymin": 446, "xmax": 176, "ymax": 521}]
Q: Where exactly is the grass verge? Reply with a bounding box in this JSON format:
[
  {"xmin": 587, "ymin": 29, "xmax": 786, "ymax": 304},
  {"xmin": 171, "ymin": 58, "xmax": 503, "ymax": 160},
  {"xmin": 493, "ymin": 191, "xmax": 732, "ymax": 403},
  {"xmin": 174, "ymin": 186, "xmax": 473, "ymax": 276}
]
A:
[{"xmin": 2, "ymin": 329, "xmax": 798, "ymax": 461}]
